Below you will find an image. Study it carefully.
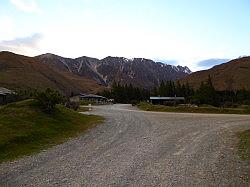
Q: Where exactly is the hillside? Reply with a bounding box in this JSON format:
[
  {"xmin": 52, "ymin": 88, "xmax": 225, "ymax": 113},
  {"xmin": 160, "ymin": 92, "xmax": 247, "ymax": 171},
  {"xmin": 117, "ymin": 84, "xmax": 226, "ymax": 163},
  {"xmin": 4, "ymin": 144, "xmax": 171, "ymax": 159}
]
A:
[
  {"xmin": 0, "ymin": 99, "xmax": 103, "ymax": 162},
  {"xmin": 0, "ymin": 51, "xmax": 102, "ymax": 95},
  {"xmin": 180, "ymin": 56, "xmax": 250, "ymax": 90}
]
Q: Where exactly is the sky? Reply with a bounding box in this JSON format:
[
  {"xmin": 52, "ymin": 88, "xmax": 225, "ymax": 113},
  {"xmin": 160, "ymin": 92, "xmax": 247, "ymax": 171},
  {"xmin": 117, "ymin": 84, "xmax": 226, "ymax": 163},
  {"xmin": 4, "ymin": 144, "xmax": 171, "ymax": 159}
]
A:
[{"xmin": 0, "ymin": 0, "xmax": 249, "ymax": 71}]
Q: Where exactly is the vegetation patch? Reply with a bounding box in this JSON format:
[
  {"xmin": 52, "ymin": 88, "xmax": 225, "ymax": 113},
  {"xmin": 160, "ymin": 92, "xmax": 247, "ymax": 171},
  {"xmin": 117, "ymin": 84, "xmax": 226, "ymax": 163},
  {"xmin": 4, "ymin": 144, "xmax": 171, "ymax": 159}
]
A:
[
  {"xmin": 237, "ymin": 129, "xmax": 250, "ymax": 162},
  {"xmin": 79, "ymin": 100, "xmax": 101, "ymax": 106},
  {"xmin": 77, "ymin": 106, "xmax": 90, "ymax": 112},
  {"xmin": 137, "ymin": 102, "xmax": 250, "ymax": 115},
  {"xmin": 0, "ymin": 99, "xmax": 104, "ymax": 163}
]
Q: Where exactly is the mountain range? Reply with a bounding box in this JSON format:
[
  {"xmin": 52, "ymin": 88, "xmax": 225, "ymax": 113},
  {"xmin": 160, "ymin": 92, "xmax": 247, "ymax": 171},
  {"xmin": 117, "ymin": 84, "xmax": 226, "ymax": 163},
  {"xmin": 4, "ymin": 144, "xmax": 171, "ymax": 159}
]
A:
[
  {"xmin": 0, "ymin": 51, "xmax": 191, "ymax": 95},
  {"xmin": 1, "ymin": 51, "xmax": 249, "ymax": 95},
  {"xmin": 36, "ymin": 54, "xmax": 191, "ymax": 88}
]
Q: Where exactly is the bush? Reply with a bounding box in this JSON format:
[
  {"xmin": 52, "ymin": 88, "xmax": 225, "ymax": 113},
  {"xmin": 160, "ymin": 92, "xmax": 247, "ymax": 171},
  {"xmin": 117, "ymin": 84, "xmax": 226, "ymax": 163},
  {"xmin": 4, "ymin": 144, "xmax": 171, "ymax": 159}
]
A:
[
  {"xmin": 164, "ymin": 101, "xmax": 177, "ymax": 106},
  {"xmin": 242, "ymin": 100, "xmax": 250, "ymax": 105},
  {"xmin": 36, "ymin": 88, "xmax": 64, "ymax": 113},
  {"xmin": 79, "ymin": 100, "xmax": 96, "ymax": 105},
  {"xmin": 130, "ymin": 100, "xmax": 138, "ymax": 106},
  {"xmin": 65, "ymin": 101, "xmax": 80, "ymax": 111}
]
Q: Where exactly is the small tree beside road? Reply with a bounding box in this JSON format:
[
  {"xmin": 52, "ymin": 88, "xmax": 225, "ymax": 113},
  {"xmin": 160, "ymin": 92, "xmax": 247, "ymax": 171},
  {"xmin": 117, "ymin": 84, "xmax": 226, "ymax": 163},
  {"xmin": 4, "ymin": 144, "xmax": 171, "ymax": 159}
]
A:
[{"xmin": 36, "ymin": 88, "xmax": 64, "ymax": 113}]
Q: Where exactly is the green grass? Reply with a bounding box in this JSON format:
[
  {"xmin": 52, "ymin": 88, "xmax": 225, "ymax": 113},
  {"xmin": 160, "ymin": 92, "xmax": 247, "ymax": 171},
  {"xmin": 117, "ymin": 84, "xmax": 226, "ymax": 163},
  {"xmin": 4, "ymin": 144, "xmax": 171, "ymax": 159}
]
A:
[
  {"xmin": 0, "ymin": 99, "xmax": 104, "ymax": 163},
  {"xmin": 77, "ymin": 106, "xmax": 90, "ymax": 112},
  {"xmin": 237, "ymin": 129, "xmax": 250, "ymax": 162},
  {"xmin": 79, "ymin": 100, "xmax": 97, "ymax": 105},
  {"xmin": 137, "ymin": 102, "xmax": 250, "ymax": 114}
]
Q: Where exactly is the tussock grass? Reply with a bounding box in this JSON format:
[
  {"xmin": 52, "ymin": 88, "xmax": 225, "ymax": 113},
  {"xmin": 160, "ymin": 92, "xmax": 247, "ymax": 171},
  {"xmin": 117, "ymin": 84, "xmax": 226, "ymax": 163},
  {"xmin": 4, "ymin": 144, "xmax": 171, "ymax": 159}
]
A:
[{"xmin": 0, "ymin": 99, "xmax": 103, "ymax": 163}]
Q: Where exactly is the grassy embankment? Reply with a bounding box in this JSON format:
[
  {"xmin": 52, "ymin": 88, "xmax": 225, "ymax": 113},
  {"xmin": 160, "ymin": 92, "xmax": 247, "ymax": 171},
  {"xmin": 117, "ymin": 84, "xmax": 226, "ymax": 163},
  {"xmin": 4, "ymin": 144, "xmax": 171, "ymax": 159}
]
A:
[
  {"xmin": 137, "ymin": 102, "xmax": 250, "ymax": 115},
  {"xmin": 0, "ymin": 99, "xmax": 103, "ymax": 163}
]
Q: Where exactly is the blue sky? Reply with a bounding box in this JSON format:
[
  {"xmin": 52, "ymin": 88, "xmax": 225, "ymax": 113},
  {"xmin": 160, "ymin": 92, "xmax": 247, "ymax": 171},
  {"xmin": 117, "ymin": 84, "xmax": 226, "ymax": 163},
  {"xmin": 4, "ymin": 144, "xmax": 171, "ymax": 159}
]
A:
[{"xmin": 0, "ymin": 0, "xmax": 249, "ymax": 71}]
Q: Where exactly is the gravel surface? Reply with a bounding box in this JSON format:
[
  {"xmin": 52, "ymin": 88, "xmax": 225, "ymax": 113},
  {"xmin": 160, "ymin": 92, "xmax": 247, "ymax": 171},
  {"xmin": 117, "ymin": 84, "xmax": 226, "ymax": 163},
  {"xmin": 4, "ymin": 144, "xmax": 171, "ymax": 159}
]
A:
[{"xmin": 0, "ymin": 104, "xmax": 250, "ymax": 186}]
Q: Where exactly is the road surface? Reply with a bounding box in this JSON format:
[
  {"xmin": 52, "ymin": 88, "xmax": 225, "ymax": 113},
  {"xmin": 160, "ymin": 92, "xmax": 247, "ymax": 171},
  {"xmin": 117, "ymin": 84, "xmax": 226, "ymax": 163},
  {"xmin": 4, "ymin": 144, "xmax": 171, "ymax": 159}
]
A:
[{"xmin": 0, "ymin": 104, "xmax": 249, "ymax": 186}]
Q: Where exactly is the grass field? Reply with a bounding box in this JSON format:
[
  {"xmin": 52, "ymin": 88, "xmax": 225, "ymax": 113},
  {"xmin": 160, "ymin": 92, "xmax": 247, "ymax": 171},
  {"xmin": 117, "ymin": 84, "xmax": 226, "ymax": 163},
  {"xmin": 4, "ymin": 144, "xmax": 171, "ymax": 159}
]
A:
[
  {"xmin": 137, "ymin": 102, "xmax": 250, "ymax": 115},
  {"xmin": 0, "ymin": 100, "xmax": 103, "ymax": 163}
]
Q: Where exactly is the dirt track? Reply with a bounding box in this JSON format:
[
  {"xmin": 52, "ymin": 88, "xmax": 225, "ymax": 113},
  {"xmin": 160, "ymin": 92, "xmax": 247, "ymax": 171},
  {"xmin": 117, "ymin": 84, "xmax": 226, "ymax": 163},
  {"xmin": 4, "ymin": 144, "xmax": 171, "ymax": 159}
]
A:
[{"xmin": 0, "ymin": 104, "xmax": 249, "ymax": 186}]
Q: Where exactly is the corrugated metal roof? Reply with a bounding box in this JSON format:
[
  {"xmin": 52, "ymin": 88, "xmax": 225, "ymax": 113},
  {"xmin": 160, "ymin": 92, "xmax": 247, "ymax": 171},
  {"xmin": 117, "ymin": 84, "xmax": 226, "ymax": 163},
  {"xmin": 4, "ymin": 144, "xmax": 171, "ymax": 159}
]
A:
[
  {"xmin": 150, "ymin": 97, "xmax": 185, "ymax": 100},
  {"xmin": 0, "ymin": 92, "xmax": 7, "ymax": 96},
  {"xmin": 80, "ymin": 94, "xmax": 108, "ymax": 100},
  {"xmin": 0, "ymin": 87, "xmax": 13, "ymax": 95}
]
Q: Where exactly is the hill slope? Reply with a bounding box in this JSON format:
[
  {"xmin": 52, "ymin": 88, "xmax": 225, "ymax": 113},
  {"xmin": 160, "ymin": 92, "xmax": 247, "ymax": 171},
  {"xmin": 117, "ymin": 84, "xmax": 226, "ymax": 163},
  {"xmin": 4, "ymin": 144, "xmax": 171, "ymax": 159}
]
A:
[
  {"xmin": 181, "ymin": 57, "xmax": 250, "ymax": 90},
  {"xmin": 0, "ymin": 52, "xmax": 102, "ymax": 95}
]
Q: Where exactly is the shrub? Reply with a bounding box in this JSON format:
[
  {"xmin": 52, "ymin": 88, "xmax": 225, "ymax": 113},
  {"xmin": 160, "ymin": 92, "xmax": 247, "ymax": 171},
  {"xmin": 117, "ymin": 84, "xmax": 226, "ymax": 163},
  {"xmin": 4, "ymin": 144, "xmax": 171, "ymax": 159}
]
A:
[
  {"xmin": 36, "ymin": 88, "xmax": 64, "ymax": 113},
  {"xmin": 130, "ymin": 100, "xmax": 138, "ymax": 106},
  {"xmin": 65, "ymin": 101, "xmax": 80, "ymax": 111}
]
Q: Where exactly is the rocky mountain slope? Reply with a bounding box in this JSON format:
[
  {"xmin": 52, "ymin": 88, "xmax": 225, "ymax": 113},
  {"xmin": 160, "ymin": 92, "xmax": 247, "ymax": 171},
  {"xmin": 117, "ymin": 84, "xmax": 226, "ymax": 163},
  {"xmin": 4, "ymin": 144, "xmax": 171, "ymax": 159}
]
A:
[
  {"xmin": 180, "ymin": 56, "xmax": 250, "ymax": 90},
  {"xmin": 37, "ymin": 54, "xmax": 191, "ymax": 88}
]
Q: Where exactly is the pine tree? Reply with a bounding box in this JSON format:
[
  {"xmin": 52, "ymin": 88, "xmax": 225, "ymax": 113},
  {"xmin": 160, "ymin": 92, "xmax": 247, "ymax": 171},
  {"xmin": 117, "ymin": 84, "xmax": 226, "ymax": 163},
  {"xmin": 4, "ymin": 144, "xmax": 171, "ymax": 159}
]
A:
[{"xmin": 195, "ymin": 75, "xmax": 218, "ymax": 106}]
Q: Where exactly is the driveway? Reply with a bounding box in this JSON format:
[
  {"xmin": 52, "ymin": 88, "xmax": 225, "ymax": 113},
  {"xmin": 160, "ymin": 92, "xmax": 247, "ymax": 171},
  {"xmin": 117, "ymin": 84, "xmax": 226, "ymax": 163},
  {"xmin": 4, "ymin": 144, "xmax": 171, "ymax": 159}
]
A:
[{"xmin": 0, "ymin": 104, "xmax": 249, "ymax": 186}]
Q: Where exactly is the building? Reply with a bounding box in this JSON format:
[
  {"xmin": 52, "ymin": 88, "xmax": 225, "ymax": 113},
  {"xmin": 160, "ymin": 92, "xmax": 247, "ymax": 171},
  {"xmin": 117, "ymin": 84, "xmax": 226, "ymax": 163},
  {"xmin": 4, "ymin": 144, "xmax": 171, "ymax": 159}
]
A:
[
  {"xmin": 0, "ymin": 87, "xmax": 14, "ymax": 105},
  {"xmin": 80, "ymin": 94, "xmax": 109, "ymax": 103},
  {"xmin": 150, "ymin": 96, "xmax": 185, "ymax": 105}
]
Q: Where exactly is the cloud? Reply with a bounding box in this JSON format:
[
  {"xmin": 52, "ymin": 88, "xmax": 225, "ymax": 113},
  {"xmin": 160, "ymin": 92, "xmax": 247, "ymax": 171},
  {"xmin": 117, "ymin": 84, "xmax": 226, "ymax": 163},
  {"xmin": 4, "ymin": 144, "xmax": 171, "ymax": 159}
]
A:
[
  {"xmin": 196, "ymin": 58, "xmax": 230, "ymax": 69},
  {"xmin": 10, "ymin": 0, "xmax": 41, "ymax": 13},
  {"xmin": 0, "ymin": 33, "xmax": 43, "ymax": 55}
]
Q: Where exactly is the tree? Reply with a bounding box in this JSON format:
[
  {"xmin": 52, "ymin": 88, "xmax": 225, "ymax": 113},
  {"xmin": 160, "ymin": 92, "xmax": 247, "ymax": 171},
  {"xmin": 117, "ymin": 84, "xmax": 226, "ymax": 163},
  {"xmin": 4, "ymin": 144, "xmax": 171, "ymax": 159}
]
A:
[
  {"xmin": 166, "ymin": 81, "xmax": 174, "ymax": 96},
  {"xmin": 36, "ymin": 88, "xmax": 64, "ymax": 113},
  {"xmin": 152, "ymin": 87, "xmax": 158, "ymax": 96},
  {"xmin": 175, "ymin": 81, "xmax": 182, "ymax": 96},
  {"xmin": 195, "ymin": 75, "xmax": 218, "ymax": 106},
  {"xmin": 100, "ymin": 81, "xmax": 150, "ymax": 104},
  {"xmin": 159, "ymin": 81, "xmax": 165, "ymax": 96}
]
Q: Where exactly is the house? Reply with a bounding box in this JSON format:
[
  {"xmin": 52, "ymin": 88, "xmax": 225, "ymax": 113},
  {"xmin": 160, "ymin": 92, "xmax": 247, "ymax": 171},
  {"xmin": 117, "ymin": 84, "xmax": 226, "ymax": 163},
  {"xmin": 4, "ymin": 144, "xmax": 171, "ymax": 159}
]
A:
[
  {"xmin": 0, "ymin": 87, "xmax": 15, "ymax": 105},
  {"xmin": 79, "ymin": 94, "xmax": 109, "ymax": 103},
  {"xmin": 150, "ymin": 96, "xmax": 185, "ymax": 105}
]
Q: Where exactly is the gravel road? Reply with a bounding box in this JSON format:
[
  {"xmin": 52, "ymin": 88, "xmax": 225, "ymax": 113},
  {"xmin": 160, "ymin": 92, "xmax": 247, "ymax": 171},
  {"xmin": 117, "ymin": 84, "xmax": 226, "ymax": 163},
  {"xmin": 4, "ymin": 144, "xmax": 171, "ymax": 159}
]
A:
[{"xmin": 0, "ymin": 104, "xmax": 250, "ymax": 186}]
